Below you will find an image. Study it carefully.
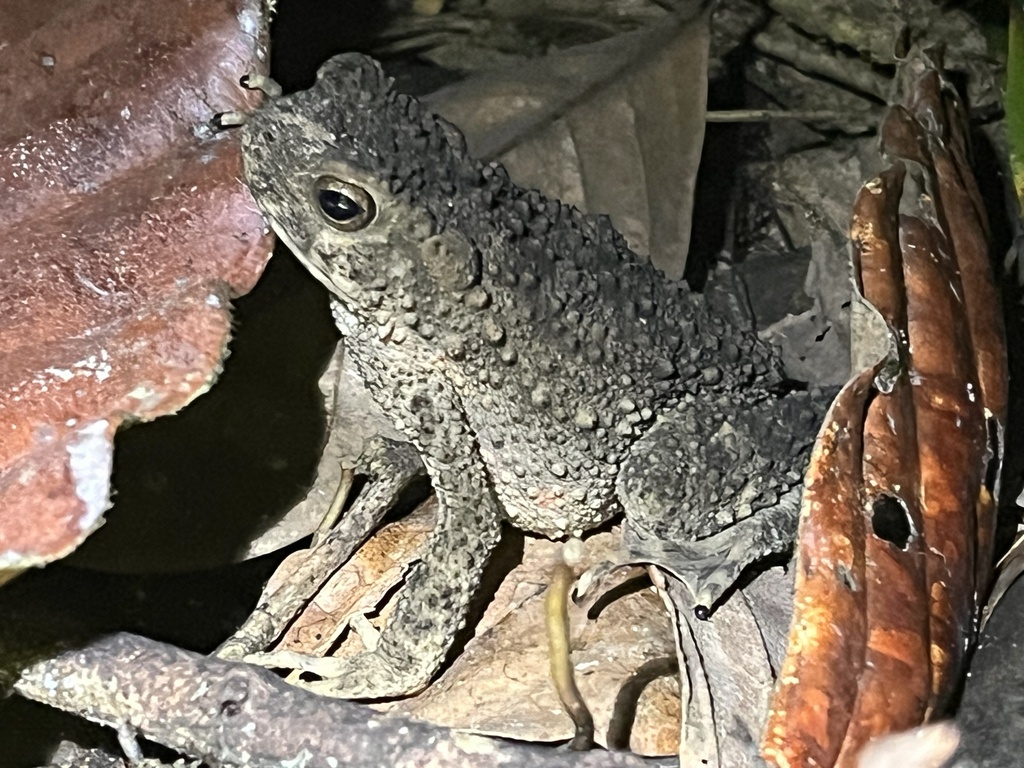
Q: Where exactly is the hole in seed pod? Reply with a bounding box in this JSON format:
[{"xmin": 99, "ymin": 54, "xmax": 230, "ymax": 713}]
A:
[
  {"xmin": 836, "ymin": 562, "xmax": 858, "ymax": 592},
  {"xmin": 870, "ymin": 493, "xmax": 914, "ymax": 550}
]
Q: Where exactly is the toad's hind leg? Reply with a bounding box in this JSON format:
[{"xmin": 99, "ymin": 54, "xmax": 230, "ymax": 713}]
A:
[
  {"xmin": 248, "ymin": 373, "xmax": 503, "ymax": 699},
  {"xmin": 618, "ymin": 389, "xmax": 831, "ymax": 614}
]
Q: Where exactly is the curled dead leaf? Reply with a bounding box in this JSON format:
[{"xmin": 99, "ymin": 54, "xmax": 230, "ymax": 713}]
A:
[{"xmin": 762, "ymin": 51, "xmax": 1005, "ymax": 767}]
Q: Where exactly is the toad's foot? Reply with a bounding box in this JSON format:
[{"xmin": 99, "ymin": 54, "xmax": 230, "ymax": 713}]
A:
[
  {"xmin": 618, "ymin": 390, "xmax": 830, "ymax": 614},
  {"xmin": 241, "ymin": 72, "xmax": 283, "ymax": 98},
  {"xmin": 217, "ymin": 434, "xmax": 423, "ymax": 662},
  {"xmin": 624, "ymin": 486, "xmax": 802, "ymax": 614},
  {"xmin": 247, "ymin": 640, "xmax": 437, "ymax": 700}
]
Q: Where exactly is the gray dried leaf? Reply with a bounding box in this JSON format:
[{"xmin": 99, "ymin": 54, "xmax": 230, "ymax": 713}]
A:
[
  {"xmin": 245, "ymin": 339, "xmax": 408, "ymax": 557},
  {"xmin": 647, "ymin": 568, "xmax": 782, "ymax": 767},
  {"xmin": 765, "ymin": 0, "xmax": 998, "ymax": 111},
  {"xmin": 740, "ymin": 138, "xmax": 883, "ymax": 386},
  {"xmin": 427, "ymin": 15, "xmax": 710, "ymax": 279},
  {"xmin": 982, "ymin": 527, "xmax": 1024, "ymax": 631}
]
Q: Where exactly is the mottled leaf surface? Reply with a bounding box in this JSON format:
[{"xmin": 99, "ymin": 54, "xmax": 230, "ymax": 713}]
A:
[{"xmin": 0, "ymin": 0, "xmax": 273, "ymax": 580}]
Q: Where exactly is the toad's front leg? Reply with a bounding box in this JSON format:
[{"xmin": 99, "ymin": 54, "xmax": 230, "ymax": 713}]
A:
[{"xmin": 247, "ymin": 371, "xmax": 503, "ymax": 699}]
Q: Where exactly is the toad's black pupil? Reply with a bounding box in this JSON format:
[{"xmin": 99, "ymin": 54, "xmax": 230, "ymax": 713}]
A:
[{"xmin": 318, "ymin": 188, "xmax": 363, "ymax": 222}]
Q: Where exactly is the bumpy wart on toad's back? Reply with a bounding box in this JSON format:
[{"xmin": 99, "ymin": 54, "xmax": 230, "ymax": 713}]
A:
[{"xmin": 240, "ymin": 54, "xmax": 825, "ymax": 699}]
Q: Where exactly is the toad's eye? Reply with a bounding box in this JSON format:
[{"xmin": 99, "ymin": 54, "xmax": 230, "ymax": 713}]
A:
[{"xmin": 313, "ymin": 176, "xmax": 376, "ymax": 231}]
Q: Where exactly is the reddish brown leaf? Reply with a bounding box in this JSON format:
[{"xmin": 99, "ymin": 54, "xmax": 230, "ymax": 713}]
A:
[
  {"xmin": 0, "ymin": 0, "xmax": 273, "ymax": 580},
  {"xmin": 763, "ymin": 52, "xmax": 1004, "ymax": 766},
  {"xmin": 761, "ymin": 370, "xmax": 871, "ymax": 767},
  {"xmin": 905, "ymin": 69, "xmax": 1006, "ymax": 599},
  {"xmin": 834, "ymin": 167, "xmax": 930, "ymax": 761},
  {"xmin": 900, "ymin": 212, "xmax": 987, "ymax": 711}
]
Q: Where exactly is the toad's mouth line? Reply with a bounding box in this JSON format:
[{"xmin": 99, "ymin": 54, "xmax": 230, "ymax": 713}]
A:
[{"xmin": 268, "ymin": 217, "xmax": 362, "ymax": 302}]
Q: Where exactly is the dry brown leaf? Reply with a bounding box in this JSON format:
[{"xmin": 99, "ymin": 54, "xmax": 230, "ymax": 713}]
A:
[
  {"xmin": 265, "ymin": 519, "xmax": 681, "ymax": 754},
  {"xmin": 255, "ymin": 480, "xmax": 681, "ymax": 753},
  {"xmin": 762, "ymin": 51, "xmax": 1005, "ymax": 767},
  {"xmin": 393, "ymin": 531, "xmax": 681, "ymax": 756},
  {"xmin": 0, "ymin": 0, "xmax": 273, "ymax": 582},
  {"xmin": 271, "ymin": 500, "xmax": 435, "ymax": 658},
  {"xmin": 426, "ymin": 15, "xmax": 709, "ymax": 279}
]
